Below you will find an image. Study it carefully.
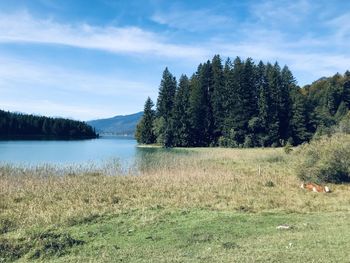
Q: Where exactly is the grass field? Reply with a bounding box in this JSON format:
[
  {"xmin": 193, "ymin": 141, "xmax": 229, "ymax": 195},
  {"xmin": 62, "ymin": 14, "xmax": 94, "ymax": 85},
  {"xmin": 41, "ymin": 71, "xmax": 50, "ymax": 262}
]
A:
[{"xmin": 1, "ymin": 147, "xmax": 350, "ymax": 262}]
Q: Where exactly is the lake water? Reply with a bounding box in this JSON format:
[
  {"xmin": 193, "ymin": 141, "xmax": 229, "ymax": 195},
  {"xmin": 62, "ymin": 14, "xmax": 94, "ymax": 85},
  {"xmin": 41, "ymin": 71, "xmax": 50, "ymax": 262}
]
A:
[{"xmin": 0, "ymin": 136, "xmax": 141, "ymax": 168}]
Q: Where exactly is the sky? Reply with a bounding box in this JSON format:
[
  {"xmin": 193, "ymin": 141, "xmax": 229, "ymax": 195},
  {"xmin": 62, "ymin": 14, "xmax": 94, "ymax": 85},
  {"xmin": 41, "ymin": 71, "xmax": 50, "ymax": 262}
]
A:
[{"xmin": 0, "ymin": 0, "xmax": 349, "ymax": 121}]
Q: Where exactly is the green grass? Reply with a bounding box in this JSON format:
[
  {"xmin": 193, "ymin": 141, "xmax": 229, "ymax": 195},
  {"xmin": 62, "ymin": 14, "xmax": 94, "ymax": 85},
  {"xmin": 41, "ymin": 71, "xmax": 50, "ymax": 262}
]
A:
[
  {"xmin": 2, "ymin": 209, "xmax": 350, "ymax": 262},
  {"xmin": 1, "ymin": 146, "xmax": 350, "ymax": 262}
]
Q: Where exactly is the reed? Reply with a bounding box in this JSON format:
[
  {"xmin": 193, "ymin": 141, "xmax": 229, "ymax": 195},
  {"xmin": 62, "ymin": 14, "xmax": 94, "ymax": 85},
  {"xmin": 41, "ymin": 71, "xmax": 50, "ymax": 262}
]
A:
[{"xmin": 1, "ymin": 147, "xmax": 349, "ymax": 232}]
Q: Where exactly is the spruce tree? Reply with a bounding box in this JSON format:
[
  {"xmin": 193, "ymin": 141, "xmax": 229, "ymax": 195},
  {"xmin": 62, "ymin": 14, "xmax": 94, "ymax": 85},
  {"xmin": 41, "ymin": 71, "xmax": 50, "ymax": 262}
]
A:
[
  {"xmin": 290, "ymin": 88, "xmax": 310, "ymax": 145},
  {"xmin": 172, "ymin": 75, "xmax": 191, "ymax": 146},
  {"xmin": 156, "ymin": 68, "xmax": 177, "ymax": 119},
  {"xmin": 226, "ymin": 57, "xmax": 245, "ymax": 145},
  {"xmin": 266, "ymin": 63, "xmax": 281, "ymax": 146},
  {"xmin": 280, "ymin": 65, "xmax": 294, "ymax": 141},
  {"xmin": 210, "ymin": 55, "xmax": 225, "ymax": 141},
  {"xmin": 155, "ymin": 67, "xmax": 177, "ymax": 147},
  {"xmin": 188, "ymin": 63, "xmax": 212, "ymax": 146},
  {"xmin": 135, "ymin": 97, "xmax": 156, "ymax": 144},
  {"xmin": 256, "ymin": 61, "xmax": 270, "ymax": 146}
]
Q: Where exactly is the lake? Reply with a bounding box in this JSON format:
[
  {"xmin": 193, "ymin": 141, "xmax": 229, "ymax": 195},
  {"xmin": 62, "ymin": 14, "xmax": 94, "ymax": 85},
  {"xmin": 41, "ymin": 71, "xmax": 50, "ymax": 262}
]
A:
[{"xmin": 0, "ymin": 136, "xmax": 142, "ymax": 168}]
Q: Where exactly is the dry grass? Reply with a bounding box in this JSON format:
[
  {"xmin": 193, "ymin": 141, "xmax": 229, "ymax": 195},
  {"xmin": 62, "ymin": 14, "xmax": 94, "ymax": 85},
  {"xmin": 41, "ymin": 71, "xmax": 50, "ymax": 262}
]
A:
[{"xmin": 1, "ymin": 147, "xmax": 350, "ymax": 231}]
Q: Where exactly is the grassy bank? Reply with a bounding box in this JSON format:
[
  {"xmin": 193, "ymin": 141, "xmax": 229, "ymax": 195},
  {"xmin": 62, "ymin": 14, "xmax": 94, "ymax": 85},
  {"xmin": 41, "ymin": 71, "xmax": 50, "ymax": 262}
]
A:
[{"xmin": 1, "ymin": 147, "xmax": 350, "ymax": 262}]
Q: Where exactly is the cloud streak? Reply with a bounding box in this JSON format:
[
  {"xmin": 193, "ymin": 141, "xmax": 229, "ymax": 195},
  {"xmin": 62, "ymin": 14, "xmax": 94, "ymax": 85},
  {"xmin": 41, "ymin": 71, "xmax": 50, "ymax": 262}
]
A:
[
  {"xmin": 0, "ymin": 56, "xmax": 156, "ymax": 120},
  {"xmin": 0, "ymin": 11, "xmax": 207, "ymax": 60},
  {"xmin": 151, "ymin": 8, "xmax": 233, "ymax": 32}
]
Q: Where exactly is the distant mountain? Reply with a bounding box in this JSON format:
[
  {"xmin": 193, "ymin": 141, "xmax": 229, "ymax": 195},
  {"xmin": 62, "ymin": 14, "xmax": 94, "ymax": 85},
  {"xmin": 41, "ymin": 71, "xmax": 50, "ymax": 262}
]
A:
[{"xmin": 87, "ymin": 112, "xmax": 143, "ymax": 136}]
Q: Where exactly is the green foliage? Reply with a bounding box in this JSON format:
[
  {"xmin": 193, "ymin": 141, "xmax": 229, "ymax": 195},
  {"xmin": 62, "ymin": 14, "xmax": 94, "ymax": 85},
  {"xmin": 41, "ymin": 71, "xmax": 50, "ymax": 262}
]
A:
[
  {"xmin": 135, "ymin": 97, "xmax": 156, "ymax": 144},
  {"xmin": 283, "ymin": 142, "xmax": 293, "ymax": 154},
  {"xmin": 296, "ymin": 134, "xmax": 350, "ymax": 183},
  {"xmin": 172, "ymin": 75, "xmax": 192, "ymax": 146},
  {"xmin": 264, "ymin": 180, "xmax": 275, "ymax": 187},
  {"xmin": 152, "ymin": 116, "xmax": 166, "ymax": 145},
  {"xmin": 139, "ymin": 56, "xmax": 350, "ymax": 148},
  {"xmin": 337, "ymin": 112, "xmax": 350, "ymax": 134},
  {"xmin": 0, "ymin": 110, "xmax": 97, "ymax": 139}
]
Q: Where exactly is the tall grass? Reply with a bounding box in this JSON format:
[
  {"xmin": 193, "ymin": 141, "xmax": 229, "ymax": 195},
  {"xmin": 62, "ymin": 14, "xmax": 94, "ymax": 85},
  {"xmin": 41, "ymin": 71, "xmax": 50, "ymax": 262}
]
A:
[
  {"xmin": 295, "ymin": 134, "xmax": 350, "ymax": 183},
  {"xmin": 1, "ymin": 146, "xmax": 350, "ymax": 233}
]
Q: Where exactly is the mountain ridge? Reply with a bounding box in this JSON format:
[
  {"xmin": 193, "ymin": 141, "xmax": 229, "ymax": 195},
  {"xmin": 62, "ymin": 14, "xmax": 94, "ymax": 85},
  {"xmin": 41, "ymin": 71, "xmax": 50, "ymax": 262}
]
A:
[{"xmin": 87, "ymin": 112, "xmax": 143, "ymax": 136}]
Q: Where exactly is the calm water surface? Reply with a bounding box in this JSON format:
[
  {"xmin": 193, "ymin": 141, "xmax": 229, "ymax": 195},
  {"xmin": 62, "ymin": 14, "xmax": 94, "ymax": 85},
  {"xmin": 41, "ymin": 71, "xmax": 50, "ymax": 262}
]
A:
[{"xmin": 0, "ymin": 136, "xmax": 141, "ymax": 167}]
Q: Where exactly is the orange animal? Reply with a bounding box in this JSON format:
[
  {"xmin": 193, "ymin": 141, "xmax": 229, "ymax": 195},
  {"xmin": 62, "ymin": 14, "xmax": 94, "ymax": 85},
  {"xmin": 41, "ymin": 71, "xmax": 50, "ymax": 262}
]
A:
[{"xmin": 300, "ymin": 183, "xmax": 330, "ymax": 193}]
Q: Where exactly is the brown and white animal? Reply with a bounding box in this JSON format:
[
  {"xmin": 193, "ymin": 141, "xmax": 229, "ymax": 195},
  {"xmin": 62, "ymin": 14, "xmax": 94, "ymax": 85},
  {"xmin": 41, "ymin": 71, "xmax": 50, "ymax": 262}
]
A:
[{"xmin": 300, "ymin": 183, "xmax": 330, "ymax": 193}]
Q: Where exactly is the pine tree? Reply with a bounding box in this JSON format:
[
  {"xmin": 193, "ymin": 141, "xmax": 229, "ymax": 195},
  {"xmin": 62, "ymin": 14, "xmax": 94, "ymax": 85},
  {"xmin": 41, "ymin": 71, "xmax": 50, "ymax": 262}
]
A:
[
  {"xmin": 225, "ymin": 57, "xmax": 246, "ymax": 145},
  {"xmin": 155, "ymin": 67, "xmax": 177, "ymax": 147},
  {"xmin": 188, "ymin": 63, "xmax": 212, "ymax": 146},
  {"xmin": 280, "ymin": 65, "xmax": 294, "ymax": 141},
  {"xmin": 156, "ymin": 68, "xmax": 177, "ymax": 119},
  {"xmin": 172, "ymin": 75, "xmax": 191, "ymax": 146},
  {"xmin": 290, "ymin": 88, "xmax": 310, "ymax": 145},
  {"xmin": 256, "ymin": 61, "xmax": 270, "ymax": 146},
  {"xmin": 135, "ymin": 97, "xmax": 156, "ymax": 144},
  {"xmin": 210, "ymin": 55, "xmax": 225, "ymax": 141},
  {"xmin": 266, "ymin": 62, "xmax": 281, "ymax": 146}
]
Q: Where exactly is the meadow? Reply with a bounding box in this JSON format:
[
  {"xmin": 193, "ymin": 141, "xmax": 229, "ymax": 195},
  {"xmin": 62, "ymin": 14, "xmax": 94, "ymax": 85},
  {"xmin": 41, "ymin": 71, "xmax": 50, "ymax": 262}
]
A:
[{"xmin": 1, "ymin": 146, "xmax": 350, "ymax": 262}]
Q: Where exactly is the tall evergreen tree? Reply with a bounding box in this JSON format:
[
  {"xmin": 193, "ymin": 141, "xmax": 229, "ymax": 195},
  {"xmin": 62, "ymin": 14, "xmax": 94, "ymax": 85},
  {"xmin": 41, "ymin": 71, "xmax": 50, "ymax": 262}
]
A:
[
  {"xmin": 155, "ymin": 67, "xmax": 177, "ymax": 147},
  {"xmin": 210, "ymin": 55, "xmax": 225, "ymax": 141},
  {"xmin": 266, "ymin": 62, "xmax": 282, "ymax": 145},
  {"xmin": 256, "ymin": 61, "xmax": 270, "ymax": 146},
  {"xmin": 135, "ymin": 97, "xmax": 156, "ymax": 144},
  {"xmin": 156, "ymin": 68, "xmax": 177, "ymax": 119},
  {"xmin": 280, "ymin": 66, "xmax": 294, "ymax": 141},
  {"xmin": 290, "ymin": 88, "xmax": 310, "ymax": 145},
  {"xmin": 172, "ymin": 75, "xmax": 192, "ymax": 146},
  {"xmin": 188, "ymin": 63, "xmax": 212, "ymax": 146}
]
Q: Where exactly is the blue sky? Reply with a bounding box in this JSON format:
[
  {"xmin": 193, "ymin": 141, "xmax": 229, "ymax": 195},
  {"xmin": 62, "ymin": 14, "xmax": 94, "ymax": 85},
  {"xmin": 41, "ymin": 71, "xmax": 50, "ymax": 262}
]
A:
[{"xmin": 0, "ymin": 0, "xmax": 349, "ymax": 120}]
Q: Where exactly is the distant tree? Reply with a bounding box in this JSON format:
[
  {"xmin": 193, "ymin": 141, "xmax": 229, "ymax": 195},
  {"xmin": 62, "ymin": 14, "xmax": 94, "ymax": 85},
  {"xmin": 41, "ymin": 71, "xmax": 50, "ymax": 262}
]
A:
[
  {"xmin": 0, "ymin": 110, "xmax": 97, "ymax": 139},
  {"xmin": 135, "ymin": 97, "xmax": 156, "ymax": 144}
]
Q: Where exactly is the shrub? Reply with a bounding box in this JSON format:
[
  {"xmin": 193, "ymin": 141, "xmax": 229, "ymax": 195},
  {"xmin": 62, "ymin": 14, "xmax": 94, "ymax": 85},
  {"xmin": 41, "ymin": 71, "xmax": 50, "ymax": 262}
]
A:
[
  {"xmin": 284, "ymin": 142, "xmax": 293, "ymax": 154},
  {"xmin": 296, "ymin": 134, "xmax": 350, "ymax": 183},
  {"xmin": 336, "ymin": 112, "xmax": 350, "ymax": 134},
  {"xmin": 264, "ymin": 180, "xmax": 275, "ymax": 187}
]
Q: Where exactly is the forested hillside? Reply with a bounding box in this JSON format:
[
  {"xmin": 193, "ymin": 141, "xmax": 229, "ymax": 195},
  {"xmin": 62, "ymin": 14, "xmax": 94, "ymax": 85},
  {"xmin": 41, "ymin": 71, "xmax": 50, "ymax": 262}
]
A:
[
  {"xmin": 136, "ymin": 55, "xmax": 350, "ymax": 147},
  {"xmin": 88, "ymin": 112, "xmax": 143, "ymax": 135},
  {"xmin": 0, "ymin": 110, "xmax": 98, "ymax": 139}
]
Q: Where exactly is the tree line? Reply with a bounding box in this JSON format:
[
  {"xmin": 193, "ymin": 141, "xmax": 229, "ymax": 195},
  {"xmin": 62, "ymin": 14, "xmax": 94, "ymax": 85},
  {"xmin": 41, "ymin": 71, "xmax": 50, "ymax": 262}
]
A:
[
  {"xmin": 0, "ymin": 110, "xmax": 98, "ymax": 139},
  {"xmin": 136, "ymin": 55, "xmax": 350, "ymax": 147}
]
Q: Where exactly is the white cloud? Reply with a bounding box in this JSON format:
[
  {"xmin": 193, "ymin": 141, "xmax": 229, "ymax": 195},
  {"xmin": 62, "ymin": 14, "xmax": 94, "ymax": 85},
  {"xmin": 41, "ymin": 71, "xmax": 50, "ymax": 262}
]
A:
[
  {"xmin": 0, "ymin": 56, "xmax": 156, "ymax": 120},
  {"xmin": 0, "ymin": 56, "xmax": 152, "ymax": 97},
  {"xmin": 1, "ymin": 4, "xmax": 350, "ymax": 120},
  {"xmin": 251, "ymin": 0, "xmax": 312, "ymax": 24},
  {"xmin": 0, "ymin": 11, "xmax": 208, "ymax": 60},
  {"xmin": 326, "ymin": 13, "xmax": 350, "ymax": 44},
  {"xmin": 151, "ymin": 8, "xmax": 233, "ymax": 31}
]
